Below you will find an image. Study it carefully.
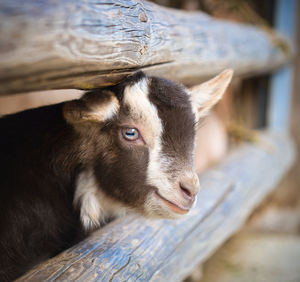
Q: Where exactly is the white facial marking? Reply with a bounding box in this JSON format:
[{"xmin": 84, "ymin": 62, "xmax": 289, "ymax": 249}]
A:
[
  {"xmin": 123, "ymin": 78, "xmax": 162, "ymax": 144},
  {"xmin": 186, "ymin": 88, "xmax": 200, "ymax": 123},
  {"xmin": 124, "ymin": 78, "xmax": 189, "ymax": 216},
  {"xmin": 74, "ymin": 170, "xmax": 126, "ymax": 231}
]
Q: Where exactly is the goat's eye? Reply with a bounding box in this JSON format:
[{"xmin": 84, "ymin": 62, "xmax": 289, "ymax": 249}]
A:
[{"xmin": 121, "ymin": 128, "xmax": 140, "ymax": 141}]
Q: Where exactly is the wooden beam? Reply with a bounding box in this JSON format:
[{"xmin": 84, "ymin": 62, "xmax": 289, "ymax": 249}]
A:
[
  {"xmin": 0, "ymin": 0, "xmax": 292, "ymax": 95},
  {"xmin": 18, "ymin": 131, "xmax": 295, "ymax": 281}
]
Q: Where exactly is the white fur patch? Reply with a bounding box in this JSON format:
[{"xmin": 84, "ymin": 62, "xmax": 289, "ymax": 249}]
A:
[
  {"xmin": 123, "ymin": 78, "xmax": 162, "ymax": 142},
  {"xmin": 123, "ymin": 78, "xmax": 200, "ymax": 217},
  {"xmin": 74, "ymin": 170, "xmax": 126, "ymax": 231},
  {"xmin": 186, "ymin": 88, "xmax": 200, "ymax": 123},
  {"xmin": 123, "ymin": 78, "xmax": 169, "ymax": 182},
  {"xmin": 123, "ymin": 78, "xmax": 183, "ymax": 215}
]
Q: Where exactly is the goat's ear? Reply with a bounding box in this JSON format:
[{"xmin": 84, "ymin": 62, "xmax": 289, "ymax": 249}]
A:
[
  {"xmin": 64, "ymin": 90, "xmax": 120, "ymax": 124},
  {"xmin": 189, "ymin": 69, "xmax": 233, "ymax": 119}
]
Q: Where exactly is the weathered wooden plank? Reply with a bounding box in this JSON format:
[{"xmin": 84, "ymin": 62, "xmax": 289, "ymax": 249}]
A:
[
  {"xmin": 17, "ymin": 131, "xmax": 295, "ymax": 281},
  {"xmin": 0, "ymin": 0, "xmax": 292, "ymax": 95}
]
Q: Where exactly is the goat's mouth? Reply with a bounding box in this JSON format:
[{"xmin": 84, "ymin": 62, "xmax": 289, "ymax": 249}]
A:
[{"xmin": 154, "ymin": 191, "xmax": 189, "ymax": 215}]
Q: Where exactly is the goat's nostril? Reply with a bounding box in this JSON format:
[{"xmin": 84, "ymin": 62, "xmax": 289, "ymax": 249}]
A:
[{"xmin": 179, "ymin": 183, "xmax": 194, "ymax": 200}]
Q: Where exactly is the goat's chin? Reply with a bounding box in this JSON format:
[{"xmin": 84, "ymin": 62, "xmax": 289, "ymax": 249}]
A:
[{"xmin": 143, "ymin": 192, "xmax": 189, "ymax": 220}]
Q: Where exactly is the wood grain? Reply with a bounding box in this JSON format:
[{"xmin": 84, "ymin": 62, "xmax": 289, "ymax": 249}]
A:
[
  {"xmin": 17, "ymin": 131, "xmax": 295, "ymax": 281},
  {"xmin": 0, "ymin": 0, "xmax": 292, "ymax": 95}
]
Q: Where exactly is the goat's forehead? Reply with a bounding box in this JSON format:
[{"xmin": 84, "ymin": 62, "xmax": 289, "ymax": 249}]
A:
[
  {"xmin": 123, "ymin": 78, "xmax": 163, "ymax": 137},
  {"xmin": 122, "ymin": 77, "xmax": 194, "ymax": 130},
  {"xmin": 123, "ymin": 78, "xmax": 154, "ymax": 120}
]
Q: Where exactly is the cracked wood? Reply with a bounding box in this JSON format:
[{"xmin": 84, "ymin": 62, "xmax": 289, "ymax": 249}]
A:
[{"xmin": 0, "ymin": 0, "xmax": 292, "ymax": 95}]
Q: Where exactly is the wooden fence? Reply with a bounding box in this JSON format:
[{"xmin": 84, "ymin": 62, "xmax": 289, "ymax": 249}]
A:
[{"xmin": 0, "ymin": 0, "xmax": 292, "ymax": 95}]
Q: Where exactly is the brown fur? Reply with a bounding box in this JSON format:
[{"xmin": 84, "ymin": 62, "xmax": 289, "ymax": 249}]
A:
[{"xmin": 0, "ymin": 70, "xmax": 232, "ymax": 281}]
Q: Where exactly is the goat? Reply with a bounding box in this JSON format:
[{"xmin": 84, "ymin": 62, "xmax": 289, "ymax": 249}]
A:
[{"xmin": 0, "ymin": 70, "xmax": 233, "ymax": 281}]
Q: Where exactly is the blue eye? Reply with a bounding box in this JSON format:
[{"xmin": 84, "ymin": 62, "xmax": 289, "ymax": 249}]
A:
[{"xmin": 121, "ymin": 128, "xmax": 140, "ymax": 141}]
